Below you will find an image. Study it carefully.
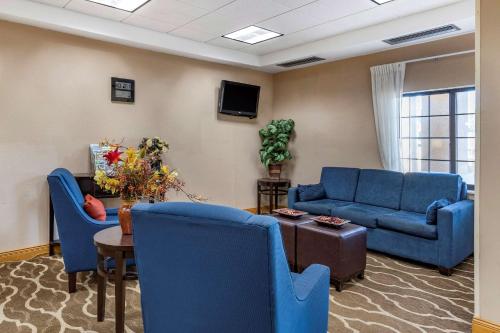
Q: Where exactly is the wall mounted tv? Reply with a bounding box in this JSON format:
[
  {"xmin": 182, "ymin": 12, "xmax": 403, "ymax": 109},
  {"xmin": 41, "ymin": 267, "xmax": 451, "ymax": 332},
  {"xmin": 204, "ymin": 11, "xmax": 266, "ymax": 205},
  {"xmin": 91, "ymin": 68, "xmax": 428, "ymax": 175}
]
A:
[{"xmin": 218, "ymin": 80, "xmax": 260, "ymax": 119}]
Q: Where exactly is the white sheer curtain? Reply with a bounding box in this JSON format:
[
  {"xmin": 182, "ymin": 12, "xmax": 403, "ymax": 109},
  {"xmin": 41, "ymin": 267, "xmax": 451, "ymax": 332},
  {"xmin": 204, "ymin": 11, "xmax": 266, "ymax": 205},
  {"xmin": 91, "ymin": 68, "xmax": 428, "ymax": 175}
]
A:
[{"xmin": 370, "ymin": 63, "xmax": 406, "ymax": 171}]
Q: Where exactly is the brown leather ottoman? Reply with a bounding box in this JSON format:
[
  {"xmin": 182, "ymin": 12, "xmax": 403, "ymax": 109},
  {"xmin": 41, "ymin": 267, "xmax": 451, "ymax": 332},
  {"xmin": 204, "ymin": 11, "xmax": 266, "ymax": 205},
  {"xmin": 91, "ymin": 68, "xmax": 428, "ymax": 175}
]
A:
[
  {"xmin": 297, "ymin": 222, "xmax": 367, "ymax": 291},
  {"xmin": 272, "ymin": 214, "xmax": 313, "ymax": 272}
]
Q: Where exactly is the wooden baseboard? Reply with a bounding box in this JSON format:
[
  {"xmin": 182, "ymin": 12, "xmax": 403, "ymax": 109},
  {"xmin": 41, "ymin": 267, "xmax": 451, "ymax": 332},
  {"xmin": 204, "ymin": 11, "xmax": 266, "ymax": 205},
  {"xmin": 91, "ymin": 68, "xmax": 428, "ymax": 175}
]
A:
[
  {"xmin": 0, "ymin": 244, "xmax": 50, "ymax": 263},
  {"xmin": 473, "ymin": 318, "xmax": 500, "ymax": 333}
]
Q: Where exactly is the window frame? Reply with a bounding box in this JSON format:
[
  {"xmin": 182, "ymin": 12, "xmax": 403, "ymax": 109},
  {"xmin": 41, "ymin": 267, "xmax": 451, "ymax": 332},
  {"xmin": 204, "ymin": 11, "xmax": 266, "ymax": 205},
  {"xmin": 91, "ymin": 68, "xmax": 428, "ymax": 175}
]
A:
[{"xmin": 401, "ymin": 86, "xmax": 476, "ymax": 190}]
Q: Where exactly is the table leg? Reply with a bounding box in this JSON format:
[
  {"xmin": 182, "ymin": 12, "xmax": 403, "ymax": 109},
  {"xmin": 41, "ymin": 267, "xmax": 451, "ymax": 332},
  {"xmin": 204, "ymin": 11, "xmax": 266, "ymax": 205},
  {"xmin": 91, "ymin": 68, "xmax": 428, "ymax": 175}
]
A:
[
  {"xmin": 257, "ymin": 184, "xmax": 261, "ymax": 215},
  {"xmin": 269, "ymin": 185, "xmax": 273, "ymax": 214},
  {"xmin": 97, "ymin": 252, "xmax": 106, "ymax": 322},
  {"xmin": 274, "ymin": 185, "xmax": 279, "ymax": 209},
  {"xmin": 114, "ymin": 252, "xmax": 126, "ymax": 333}
]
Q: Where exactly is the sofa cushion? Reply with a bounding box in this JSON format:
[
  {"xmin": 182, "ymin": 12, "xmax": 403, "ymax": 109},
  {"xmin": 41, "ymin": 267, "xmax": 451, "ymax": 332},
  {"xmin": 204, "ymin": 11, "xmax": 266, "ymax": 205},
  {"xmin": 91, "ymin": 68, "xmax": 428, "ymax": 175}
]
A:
[
  {"xmin": 297, "ymin": 183, "xmax": 326, "ymax": 202},
  {"xmin": 378, "ymin": 211, "xmax": 437, "ymax": 240},
  {"xmin": 400, "ymin": 172, "xmax": 463, "ymax": 214},
  {"xmin": 320, "ymin": 167, "xmax": 360, "ymax": 201},
  {"xmin": 294, "ymin": 199, "xmax": 353, "ymax": 216},
  {"xmin": 426, "ymin": 199, "xmax": 450, "ymax": 225},
  {"xmin": 332, "ymin": 203, "xmax": 396, "ymax": 229},
  {"xmin": 354, "ymin": 169, "xmax": 404, "ymax": 210}
]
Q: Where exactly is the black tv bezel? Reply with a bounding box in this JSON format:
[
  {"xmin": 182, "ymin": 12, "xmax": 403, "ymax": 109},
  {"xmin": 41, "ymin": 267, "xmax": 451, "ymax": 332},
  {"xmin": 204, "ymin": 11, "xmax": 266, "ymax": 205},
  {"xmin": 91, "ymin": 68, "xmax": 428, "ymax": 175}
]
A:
[{"xmin": 218, "ymin": 80, "xmax": 260, "ymax": 119}]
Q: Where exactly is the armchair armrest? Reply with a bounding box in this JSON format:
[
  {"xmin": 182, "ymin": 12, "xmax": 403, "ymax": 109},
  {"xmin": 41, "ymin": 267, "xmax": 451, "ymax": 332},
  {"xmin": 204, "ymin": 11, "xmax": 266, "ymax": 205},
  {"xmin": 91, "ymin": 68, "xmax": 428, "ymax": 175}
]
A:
[
  {"xmin": 288, "ymin": 187, "xmax": 299, "ymax": 208},
  {"xmin": 437, "ymin": 200, "xmax": 474, "ymax": 268},
  {"xmin": 292, "ymin": 264, "xmax": 330, "ymax": 301}
]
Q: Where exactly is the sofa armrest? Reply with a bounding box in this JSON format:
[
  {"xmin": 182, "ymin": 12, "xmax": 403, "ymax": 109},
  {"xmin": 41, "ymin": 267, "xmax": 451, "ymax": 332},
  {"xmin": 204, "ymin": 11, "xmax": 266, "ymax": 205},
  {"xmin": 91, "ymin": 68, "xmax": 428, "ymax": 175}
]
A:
[
  {"xmin": 437, "ymin": 200, "xmax": 474, "ymax": 268},
  {"xmin": 292, "ymin": 264, "xmax": 330, "ymax": 301},
  {"xmin": 288, "ymin": 187, "xmax": 299, "ymax": 208}
]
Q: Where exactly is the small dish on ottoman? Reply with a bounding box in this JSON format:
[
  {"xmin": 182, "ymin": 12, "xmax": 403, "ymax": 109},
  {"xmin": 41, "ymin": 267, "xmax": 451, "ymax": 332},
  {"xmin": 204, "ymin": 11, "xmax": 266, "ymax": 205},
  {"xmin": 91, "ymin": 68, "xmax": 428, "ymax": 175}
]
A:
[
  {"xmin": 273, "ymin": 208, "xmax": 308, "ymax": 218},
  {"xmin": 312, "ymin": 216, "xmax": 350, "ymax": 228}
]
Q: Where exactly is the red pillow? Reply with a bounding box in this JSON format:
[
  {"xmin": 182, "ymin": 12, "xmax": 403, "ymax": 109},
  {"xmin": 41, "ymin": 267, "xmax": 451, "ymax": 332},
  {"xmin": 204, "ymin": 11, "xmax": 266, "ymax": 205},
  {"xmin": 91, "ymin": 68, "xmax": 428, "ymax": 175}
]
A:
[{"xmin": 83, "ymin": 194, "xmax": 106, "ymax": 221}]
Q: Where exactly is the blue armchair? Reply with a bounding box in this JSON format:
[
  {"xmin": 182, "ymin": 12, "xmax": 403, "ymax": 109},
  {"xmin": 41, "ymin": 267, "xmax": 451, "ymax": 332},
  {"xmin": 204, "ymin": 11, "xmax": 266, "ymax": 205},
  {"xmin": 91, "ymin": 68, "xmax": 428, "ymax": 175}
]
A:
[
  {"xmin": 47, "ymin": 168, "xmax": 119, "ymax": 293},
  {"xmin": 132, "ymin": 202, "xmax": 330, "ymax": 333}
]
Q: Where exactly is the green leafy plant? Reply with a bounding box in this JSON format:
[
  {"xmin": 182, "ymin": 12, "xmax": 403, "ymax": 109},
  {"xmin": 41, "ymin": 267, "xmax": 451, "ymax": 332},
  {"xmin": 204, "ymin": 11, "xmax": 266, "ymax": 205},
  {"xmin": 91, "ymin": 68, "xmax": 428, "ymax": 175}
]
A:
[{"xmin": 259, "ymin": 119, "xmax": 295, "ymax": 168}]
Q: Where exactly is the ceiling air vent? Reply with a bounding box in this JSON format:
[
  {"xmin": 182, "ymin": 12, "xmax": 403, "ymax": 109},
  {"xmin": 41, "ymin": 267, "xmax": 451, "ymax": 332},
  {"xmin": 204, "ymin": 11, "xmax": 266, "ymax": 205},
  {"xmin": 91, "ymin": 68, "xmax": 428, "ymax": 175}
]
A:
[
  {"xmin": 383, "ymin": 24, "xmax": 461, "ymax": 45},
  {"xmin": 277, "ymin": 56, "xmax": 326, "ymax": 68}
]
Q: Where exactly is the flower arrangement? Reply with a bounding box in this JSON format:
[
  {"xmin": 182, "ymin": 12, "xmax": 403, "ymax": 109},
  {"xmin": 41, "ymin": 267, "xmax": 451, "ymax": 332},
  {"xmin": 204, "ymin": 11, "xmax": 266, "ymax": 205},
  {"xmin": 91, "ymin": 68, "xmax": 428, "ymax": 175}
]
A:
[
  {"xmin": 94, "ymin": 146, "xmax": 202, "ymax": 202},
  {"xmin": 138, "ymin": 137, "xmax": 169, "ymax": 170}
]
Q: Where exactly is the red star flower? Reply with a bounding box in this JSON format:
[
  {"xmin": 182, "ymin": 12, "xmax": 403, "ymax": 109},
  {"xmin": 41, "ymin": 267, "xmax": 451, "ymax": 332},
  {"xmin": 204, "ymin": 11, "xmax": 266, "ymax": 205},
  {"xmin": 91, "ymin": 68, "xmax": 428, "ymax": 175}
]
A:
[{"xmin": 104, "ymin": 148, "xmax": 122, "ymax": 165}]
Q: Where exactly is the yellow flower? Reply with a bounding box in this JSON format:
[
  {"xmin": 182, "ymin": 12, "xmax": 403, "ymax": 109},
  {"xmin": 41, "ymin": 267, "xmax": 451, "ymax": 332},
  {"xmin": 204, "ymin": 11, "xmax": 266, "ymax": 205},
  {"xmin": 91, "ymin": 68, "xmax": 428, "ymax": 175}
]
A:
[{"xmin": 124, "ymin": 147, "xmax": 138, "ymax": 164}]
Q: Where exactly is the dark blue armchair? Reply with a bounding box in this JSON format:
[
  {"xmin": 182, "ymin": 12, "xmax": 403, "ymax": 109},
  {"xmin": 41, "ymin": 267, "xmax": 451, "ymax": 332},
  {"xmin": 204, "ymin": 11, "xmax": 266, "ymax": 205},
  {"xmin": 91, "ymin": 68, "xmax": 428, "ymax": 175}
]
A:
[
  {"xmin": 47, "ymin": 168, "xmax": 119, "ymax": 293},
  {"xmin": 132, "ymin": 202, "xmax": 331, "ymax": 333}
]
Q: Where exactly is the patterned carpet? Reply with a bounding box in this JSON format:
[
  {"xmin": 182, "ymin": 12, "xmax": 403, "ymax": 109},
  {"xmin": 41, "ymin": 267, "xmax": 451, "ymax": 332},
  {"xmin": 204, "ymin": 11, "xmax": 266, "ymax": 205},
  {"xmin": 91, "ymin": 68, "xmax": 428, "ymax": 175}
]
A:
[{"xmin": 0, "ymin": 253, "xmax": 473, "ymax": 333}]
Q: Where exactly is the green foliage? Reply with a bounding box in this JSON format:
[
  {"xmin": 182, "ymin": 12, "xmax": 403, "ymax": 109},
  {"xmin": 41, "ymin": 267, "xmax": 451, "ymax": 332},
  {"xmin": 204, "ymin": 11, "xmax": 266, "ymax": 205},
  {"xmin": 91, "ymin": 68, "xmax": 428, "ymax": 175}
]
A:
[{"xmin": 259, "ymin": 119, "xmax": 295, "ymax": 168}]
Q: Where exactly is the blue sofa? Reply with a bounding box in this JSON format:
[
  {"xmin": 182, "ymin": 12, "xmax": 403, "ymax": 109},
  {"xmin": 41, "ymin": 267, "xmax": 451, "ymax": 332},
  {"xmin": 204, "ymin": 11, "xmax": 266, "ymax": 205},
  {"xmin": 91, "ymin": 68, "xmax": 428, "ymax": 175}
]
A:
[
  {"xmin": 132, "ymin": 202, "xmax": 330, "ymax": 333},
  {"xmin": 47, "ymin": 168, "xmax": 120, "ymax": 292},
  {"xmin": 288, "ymin": 167, "xmax": 473, "ymax": 274}
]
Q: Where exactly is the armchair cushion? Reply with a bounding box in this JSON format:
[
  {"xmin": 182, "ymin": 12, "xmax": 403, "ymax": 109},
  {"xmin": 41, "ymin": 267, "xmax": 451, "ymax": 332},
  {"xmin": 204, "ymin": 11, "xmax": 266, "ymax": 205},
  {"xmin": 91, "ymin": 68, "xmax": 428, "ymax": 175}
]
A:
[
  {"xmin": 297, "ymin": 183, "xmax": 325, "ymax": 202},
  {"xmin": 83, "ymin": 194, "xmax": 106, "ymax": 221},
  {"xmin": 425, "ymin": 199, "xmax": 450, "ymax": 225}
]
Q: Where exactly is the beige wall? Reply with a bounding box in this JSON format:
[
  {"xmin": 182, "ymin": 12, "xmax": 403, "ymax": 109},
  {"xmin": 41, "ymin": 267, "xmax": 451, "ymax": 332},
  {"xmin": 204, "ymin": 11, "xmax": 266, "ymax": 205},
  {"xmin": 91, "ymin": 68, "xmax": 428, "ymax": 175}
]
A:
[
  {"xmin": 404, "ymin": 53, "xmax": 475, "ymax": 92},
  {"xmin": 0, "ymin": 19, "xmax": 476, "ymax": 253},
  {"xmin": 476, "ymin": 0, "xmax": 500, "ymax": 324},
  {"xmin": 0, "ymin": 21, "xmax": 273, "ymax": 252},
  {"xmin": 273, "ymin": 34, "xmax": 474, "ymax": 185}
]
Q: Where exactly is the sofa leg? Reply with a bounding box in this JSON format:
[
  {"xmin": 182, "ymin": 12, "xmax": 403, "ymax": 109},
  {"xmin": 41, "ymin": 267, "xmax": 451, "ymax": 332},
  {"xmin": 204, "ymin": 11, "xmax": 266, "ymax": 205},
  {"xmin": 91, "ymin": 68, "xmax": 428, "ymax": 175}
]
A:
[
  {"xmin": 438, "ymin": 267, "xmax": 453, "ymax": 276},
  {"xmin": 68, "ymin": 272, "xmax": 77, "ymax": 293}
]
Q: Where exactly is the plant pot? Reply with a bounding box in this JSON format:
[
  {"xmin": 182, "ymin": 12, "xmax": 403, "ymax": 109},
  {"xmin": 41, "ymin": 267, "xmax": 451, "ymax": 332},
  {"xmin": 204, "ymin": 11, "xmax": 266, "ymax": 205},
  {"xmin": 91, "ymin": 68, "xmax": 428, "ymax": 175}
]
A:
[
  {"xmin": 118, "ymin": 199, "xmax": 137, "ymax": 235},
  {"xmin": 268, "ymin": 164, "xmax": 282, "ymax": 179}
]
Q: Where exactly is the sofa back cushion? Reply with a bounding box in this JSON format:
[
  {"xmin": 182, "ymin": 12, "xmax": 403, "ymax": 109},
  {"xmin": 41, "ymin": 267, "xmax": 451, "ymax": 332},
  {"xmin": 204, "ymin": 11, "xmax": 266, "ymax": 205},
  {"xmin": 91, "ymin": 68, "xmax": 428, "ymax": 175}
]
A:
[
  {"xmin": 400, "ymin": 172, "xmax": 463, "ymax": 213},
  {"xmin": 354, "ymin": 169, "xmax": 404, "ymax": 209},
  {"xmin": 320, "ymin": 167, "xmax": 360, "ymax": 201}
]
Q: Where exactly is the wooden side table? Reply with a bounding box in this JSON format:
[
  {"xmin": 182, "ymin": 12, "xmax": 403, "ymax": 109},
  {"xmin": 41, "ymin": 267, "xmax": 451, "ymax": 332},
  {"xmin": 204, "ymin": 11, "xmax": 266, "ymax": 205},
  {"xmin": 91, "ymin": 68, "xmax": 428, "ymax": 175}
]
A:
[
  {"xmin": 94, "ymin": 226, "xmax": 136, "ymax": 333},
  {"xmin": 257, "ymin": 178, "xmax": 291, "ymax": 214}
]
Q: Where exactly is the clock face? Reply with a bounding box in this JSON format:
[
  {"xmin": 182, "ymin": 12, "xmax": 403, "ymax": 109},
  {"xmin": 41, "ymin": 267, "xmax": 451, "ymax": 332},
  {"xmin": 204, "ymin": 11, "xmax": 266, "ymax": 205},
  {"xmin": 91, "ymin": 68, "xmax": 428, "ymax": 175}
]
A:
[
  {"xmin": 115, "ymin": 82, "xmax": 132, "ymax": 90},
  {"xmin": 111, "ymin": 77, "xmax": 134, "ymax": 103}
]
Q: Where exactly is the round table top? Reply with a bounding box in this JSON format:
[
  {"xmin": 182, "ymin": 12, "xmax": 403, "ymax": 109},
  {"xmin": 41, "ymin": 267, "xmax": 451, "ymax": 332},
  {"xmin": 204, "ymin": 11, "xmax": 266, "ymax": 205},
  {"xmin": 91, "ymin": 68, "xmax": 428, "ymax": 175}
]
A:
[{"xmin": 94, "ymin": 226, "xmax": 134, "ymax": 251}]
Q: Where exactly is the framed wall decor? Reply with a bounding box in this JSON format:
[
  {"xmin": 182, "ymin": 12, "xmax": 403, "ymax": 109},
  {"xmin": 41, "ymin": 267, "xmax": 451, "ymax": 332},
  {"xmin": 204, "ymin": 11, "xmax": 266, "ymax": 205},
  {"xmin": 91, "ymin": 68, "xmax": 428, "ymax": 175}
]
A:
[{"xmin": 111, "ymin": 77, "xmax": 135, "ymax": 103}]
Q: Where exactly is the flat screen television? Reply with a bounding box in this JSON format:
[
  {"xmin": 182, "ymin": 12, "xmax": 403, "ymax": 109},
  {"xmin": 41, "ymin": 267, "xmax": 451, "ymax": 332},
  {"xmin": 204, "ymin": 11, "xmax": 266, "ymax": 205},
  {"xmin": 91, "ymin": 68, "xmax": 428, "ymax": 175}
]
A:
[{"xmin": 218, "ymin": 80, "xmax": 260, "ymax": 119}]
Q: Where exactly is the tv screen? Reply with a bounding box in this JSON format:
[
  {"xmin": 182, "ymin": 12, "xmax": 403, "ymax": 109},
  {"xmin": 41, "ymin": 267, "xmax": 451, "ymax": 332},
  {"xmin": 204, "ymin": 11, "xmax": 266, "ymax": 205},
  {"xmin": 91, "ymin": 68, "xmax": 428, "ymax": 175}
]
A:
[{"xmin": 218, "ymin": 80, "xmax": 260, "ymax": 118}]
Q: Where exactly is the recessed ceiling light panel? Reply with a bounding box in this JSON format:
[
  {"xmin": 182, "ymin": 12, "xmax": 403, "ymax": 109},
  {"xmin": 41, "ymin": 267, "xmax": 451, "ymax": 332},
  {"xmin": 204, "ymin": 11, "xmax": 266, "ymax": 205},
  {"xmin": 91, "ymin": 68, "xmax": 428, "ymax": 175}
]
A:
[
  {"xmin": 86, "ymin": 0, "xmax": 150, "ymax": 12},
  {"xmin": 371, "ymin": 0, "xmax": 394, "ymax": 4},
  {"xmin": 223, "ymin": 26, "xmax": 282, "ymax": 45}
]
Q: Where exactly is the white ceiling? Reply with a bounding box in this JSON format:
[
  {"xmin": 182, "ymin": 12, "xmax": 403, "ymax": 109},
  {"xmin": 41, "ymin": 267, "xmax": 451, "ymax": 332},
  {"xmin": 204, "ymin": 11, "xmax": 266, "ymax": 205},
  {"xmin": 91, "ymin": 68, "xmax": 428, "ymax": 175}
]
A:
[{"xmin": 1, "ymin": 0, "xmax": 475, "ymax": 72}]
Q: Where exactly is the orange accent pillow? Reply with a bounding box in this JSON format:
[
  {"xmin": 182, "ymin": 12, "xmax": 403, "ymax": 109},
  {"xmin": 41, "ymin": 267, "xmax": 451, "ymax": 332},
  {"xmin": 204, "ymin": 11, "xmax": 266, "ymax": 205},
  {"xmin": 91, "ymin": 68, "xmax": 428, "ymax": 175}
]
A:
[{"xmin": 83, "ymin": 194, "xmax": 106, "ymax": 221}]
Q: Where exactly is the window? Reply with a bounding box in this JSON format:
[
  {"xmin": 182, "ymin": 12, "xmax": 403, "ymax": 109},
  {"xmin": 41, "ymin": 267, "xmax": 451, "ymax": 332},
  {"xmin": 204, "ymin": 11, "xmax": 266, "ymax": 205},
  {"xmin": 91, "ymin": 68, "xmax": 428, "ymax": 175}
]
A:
[{"xmin": 400, "ymin": 87, "xmax": 476, "ymax": 189}]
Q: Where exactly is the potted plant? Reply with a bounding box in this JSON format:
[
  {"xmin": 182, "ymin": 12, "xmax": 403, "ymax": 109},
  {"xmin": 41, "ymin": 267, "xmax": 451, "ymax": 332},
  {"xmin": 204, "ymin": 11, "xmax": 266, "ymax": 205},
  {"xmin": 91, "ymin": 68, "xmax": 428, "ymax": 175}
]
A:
[
  {"xmin": 94, "ymin": 146, "xmax": 203, "ymax": 234},
  {"xmin": 259, "ymin": 119, "xmax": 295, "ymax": 178}
]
